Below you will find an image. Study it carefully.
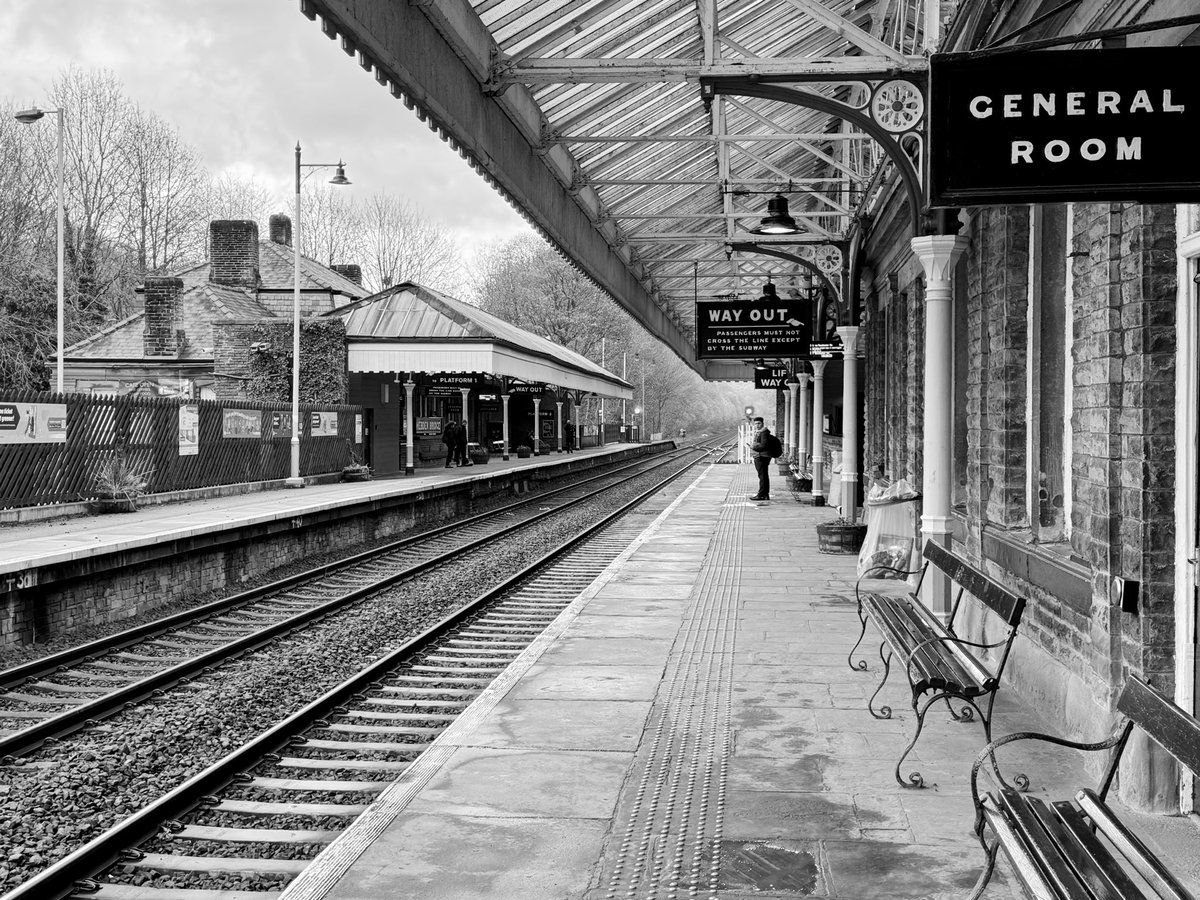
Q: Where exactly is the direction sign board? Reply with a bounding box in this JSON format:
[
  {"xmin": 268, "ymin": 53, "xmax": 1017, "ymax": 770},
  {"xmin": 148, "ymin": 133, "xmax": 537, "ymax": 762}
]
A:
[
  {"xmin": 695, "ymin": 299, "xmax": 810, "ymax": 359},
  {"xmin": 754, "ymin": 367, "xmax": 790, "ymax": 390},
  {"xmin": 929, "ymin": 47, "xmax": 1200, "ymax": 206}
]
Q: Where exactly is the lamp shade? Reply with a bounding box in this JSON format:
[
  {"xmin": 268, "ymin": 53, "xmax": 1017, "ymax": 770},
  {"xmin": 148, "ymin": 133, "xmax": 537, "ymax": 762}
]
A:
[
  {"xmin": 329, "ymin": 163, "xmax": 351, "ymax": 185},
  {"xmin": 754, "ymin": 194, "xmax": 798, "ymax": 234}
]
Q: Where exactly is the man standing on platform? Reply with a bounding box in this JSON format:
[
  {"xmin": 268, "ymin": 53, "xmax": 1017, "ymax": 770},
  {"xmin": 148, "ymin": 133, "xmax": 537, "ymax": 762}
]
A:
[
  {"xmin": 749, "ymin": 416, "xmax": 772, "ymax": 501},
  {"xmin": 454, "ymin": 421, "xmax": 470, "ymax": 466},
  {"xmin": 442, "ymin": 420, "xmax": 459, "ymax": 468}
]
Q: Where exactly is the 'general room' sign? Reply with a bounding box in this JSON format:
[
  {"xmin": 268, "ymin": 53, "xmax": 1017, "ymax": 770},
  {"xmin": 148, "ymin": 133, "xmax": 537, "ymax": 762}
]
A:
[
  {"xmin": 928, "ymin": 47, "xmax": 1200, "ymax": 206},
  {"xmin": 695, "ymin": 299, "xmax": 809, "ymax": 359}
]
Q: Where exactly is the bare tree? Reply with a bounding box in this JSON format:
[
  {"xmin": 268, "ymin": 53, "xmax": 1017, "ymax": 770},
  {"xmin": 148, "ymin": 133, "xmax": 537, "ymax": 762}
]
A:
[
  {"xmin": 472, "ymin": 233, "xmax": 630, "ymax": 360},
  {"xmin": 357, "ymin": 192, "xmax": 459, "ymax": 292},
  {"xmin": 205, "ymin": 171, "xmax": 276, "ymax": 235},
  {"xmin": 297, "ymin": 183, "xmax": 361, "ymax": 269},
  {"xmin": 123, "ymin": 106, "xmax": 210, "ymax": 273}
]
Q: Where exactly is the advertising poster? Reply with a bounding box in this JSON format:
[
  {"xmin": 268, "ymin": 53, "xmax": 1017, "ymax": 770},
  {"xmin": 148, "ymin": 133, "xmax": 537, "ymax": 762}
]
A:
[
  {"xmin": 310, "ymin": 411, "xmax": 339, "ymax": 437},
  {"xmin": 222, "ymin": 409, "xmax": 262, "ymax": 438},
  {"xmin": 178, "ymin": 404, "xmax": 199, "ymax": 456},
  {"xmin": 270, "ymin": 411, "xmax": 293, "ymax": 438},
  {"xmin": 0, "ymin": 403, "xmax": 68, "ymax": 445},
  {"xmin": 355, "ymin": 414, "xmax": 363, "ymax": 444},
  {"xmin": 416, "ymin": 416, "xmax": 443, "ymax": 436}
]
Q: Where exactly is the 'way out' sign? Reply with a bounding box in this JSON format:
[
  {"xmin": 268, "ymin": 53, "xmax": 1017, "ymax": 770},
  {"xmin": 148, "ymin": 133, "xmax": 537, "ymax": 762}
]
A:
[
  {"xmin": 928, "ymin": 47, "xmax": 1200, "ymax": 206},
  {"xmin": 695, "ymin": 299, "xmax": 809, "ymax": 359}
]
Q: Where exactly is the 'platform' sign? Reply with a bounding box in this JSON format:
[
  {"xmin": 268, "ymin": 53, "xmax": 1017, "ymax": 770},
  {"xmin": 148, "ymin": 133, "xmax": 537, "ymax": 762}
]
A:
[{"xmin": 929, "ymin": 47, "xmax": 1200, "ymax": 206}]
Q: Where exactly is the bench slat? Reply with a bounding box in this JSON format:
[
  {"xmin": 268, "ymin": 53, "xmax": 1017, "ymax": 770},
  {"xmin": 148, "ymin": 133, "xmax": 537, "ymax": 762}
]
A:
[
  {"xmin": 1117, "ymin": 676, "xmax": 1200, "ymax": 776},
  {"xmin": 981, "ymin": 801, "xmax": 1061, "ymax": 900},
  {"xmin": 923, "ymin": 541, "xmax": 1026, "ymax": 626},
  {"xmin": 866, "ymin": 594, "xmax": 990, "ymax": 696},
  {"xmin": 1050, "ymin": 800, "xmax": 1155, "ymax": 900},
  {"xmin": 997, "ymin": 789, "xmax": 1094, "ymax": 899},
  {"xmin": 1075, "ymin": 790, "xmax": 1194, "ymax": 900},
  {"xmin": 888, "ymin": 599, "xmax": 987, "ymax": 692},
  {"xmin": 865, "ymin": 597, "xmax": 963, "ymax": 694}
]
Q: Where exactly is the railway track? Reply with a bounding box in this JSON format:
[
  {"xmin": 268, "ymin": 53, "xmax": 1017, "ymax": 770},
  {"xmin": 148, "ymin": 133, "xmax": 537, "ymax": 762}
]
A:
[
  {"xmin": 0, "ymin": 445, "xmax": 704, "ymax": 762},
  {"xmin": 1, "ymin": 441, "xmax": 729, "ymax": 900}
]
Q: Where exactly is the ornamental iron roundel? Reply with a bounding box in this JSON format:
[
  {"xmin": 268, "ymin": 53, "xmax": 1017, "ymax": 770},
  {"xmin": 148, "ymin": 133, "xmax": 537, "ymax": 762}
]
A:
[
  {"xmin": 870, "ymin": 80, "xmax": 924, "ymax": 133},
  {"xmin": 815, "ymin": 246, "xmax": 842, "ymax": 274}
]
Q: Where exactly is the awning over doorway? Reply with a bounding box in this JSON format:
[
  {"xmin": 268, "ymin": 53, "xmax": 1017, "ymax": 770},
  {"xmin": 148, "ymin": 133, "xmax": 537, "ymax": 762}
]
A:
[{"xmin": 331, "ymin": 282, "xmax": 634, "ymax": 400}]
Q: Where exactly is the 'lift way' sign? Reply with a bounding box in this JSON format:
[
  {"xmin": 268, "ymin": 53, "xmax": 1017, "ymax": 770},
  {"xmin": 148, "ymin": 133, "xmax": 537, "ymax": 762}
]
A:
[
  {"xmin": 928, "ymin": 46, "xmax": 1200, "ymax": 206},
  {"xmin": 695, "ymin": 299, "xmax": 809, "ymax": 360}
]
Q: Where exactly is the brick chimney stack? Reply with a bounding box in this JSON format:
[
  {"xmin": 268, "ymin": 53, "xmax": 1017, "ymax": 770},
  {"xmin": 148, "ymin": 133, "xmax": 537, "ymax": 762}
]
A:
[
  {"xmin": 331, "ymin": 264, "xmax": 363, "ymax": 286},
  {"xmin": 268, "ymin": 213, "xmax": 292, "ymax": 247},
  {"xmin": 209, "ymin": 220, "xmax": 260, "ymax": 288},
  {"xmin": 143, "ymin": 276, "xmax": 185, "ymax": 357}
]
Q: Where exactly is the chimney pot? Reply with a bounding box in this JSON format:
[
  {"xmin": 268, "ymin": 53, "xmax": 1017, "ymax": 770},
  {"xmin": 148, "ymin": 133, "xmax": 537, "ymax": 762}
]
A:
[
  {"xmin": 268, "ymin": 213, "xmax": 292, "ymax": 247},
  {"xmin": 331, "ymin": 263, "xmax": 363, "ymax": 286},
  {"xmin": 209, "ymin": 220, "xmax": 260, "ymax": 288},
  {"xmin": 143, "ymin": 276, "xmax": 185, "ymax": 357}
]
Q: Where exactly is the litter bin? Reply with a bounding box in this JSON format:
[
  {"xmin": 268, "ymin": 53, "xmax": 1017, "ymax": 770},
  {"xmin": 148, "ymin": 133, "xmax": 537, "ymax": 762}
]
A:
[{"xmin": 857, "ymin": 479, "xmax": 921, "ymax": 578}]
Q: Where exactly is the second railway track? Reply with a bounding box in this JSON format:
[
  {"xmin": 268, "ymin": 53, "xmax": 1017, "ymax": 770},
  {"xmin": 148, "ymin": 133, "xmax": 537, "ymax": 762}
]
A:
[{"xmin": 0, "ymin": 440, "xmax": 733, "ymax": 900}]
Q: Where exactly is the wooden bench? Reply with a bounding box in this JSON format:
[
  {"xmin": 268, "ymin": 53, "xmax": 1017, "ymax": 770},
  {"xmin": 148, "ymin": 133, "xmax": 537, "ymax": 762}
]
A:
[
  {"xmin": 848, "ymin": 540, "xmax": 1026, "ymax": 788},
  {"xmin": 969, "ymin": 675, "xmax": 1199, "ymax": 900}
]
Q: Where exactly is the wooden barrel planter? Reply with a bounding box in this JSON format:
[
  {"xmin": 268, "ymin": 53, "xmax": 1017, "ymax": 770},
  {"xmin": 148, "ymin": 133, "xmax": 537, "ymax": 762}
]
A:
[{"xmin": 816, "ymin": 520, "xmax": 868, "ymax": 554}]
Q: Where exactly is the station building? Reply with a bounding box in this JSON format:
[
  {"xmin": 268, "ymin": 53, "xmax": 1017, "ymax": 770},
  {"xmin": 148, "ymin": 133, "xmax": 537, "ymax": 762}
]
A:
[{"xmin": 59, "ymin": 216, "xmax": 633, "ymax": 477}]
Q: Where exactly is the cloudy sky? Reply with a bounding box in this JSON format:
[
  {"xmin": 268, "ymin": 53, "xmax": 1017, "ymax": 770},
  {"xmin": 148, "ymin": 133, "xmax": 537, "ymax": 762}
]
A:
[{"xmin": 2, "ymin": 0, "xmax": 532, "ymax": 262}]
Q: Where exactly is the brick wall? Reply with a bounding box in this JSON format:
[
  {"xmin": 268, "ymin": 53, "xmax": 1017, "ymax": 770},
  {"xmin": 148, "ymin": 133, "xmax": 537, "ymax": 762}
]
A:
[
  {"xmin": 142, "ymin": 276, "xmax": 184, "ymax": 357},
  {"xmin": 269, "ymin": 213, "xmax": 292, "ymax": 247},
  {"xmin": 210, "ymin": 220, "xmax": 260, "ymax": 288},
  {"xmin": 212, "ymin": 322, "xmax": 260, "ymax": 401}
]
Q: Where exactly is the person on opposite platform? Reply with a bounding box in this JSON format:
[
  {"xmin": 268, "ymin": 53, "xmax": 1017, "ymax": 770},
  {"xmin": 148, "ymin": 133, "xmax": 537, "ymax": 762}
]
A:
[
  {"xmin": 564, "ymin": 421, "xmax": 575, "ymax": 453},
  {"xmin": 749, "ymin": 417, "xmax": 772, "ymax": 501},
  {"xmin": 454, "ymin": 422, "xmax": 471, "ymax": 466},
  {"xmin": 442, "ymin": 420, "xmax": 459, "ymax": 468}
]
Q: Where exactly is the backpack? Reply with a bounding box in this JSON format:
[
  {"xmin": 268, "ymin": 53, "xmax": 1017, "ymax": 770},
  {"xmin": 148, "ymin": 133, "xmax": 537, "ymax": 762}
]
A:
[{"xmin": 766, "ymin": 433, "xmax": 783, "ymax": 459}]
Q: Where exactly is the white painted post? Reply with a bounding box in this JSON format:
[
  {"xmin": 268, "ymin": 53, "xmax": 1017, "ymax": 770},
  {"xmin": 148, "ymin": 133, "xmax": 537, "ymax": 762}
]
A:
[
  {"xmin": 556, "ymin": 401, "xmax": 564, "ymax": 453},
  {"xmin": 533, "ymin": 397, "xmax": 542, "ymax": 455},
  {"xmin": 911, "ymin": 234, "xmax": 969, "ymax": 619},
  {"xmin": 782, "ymin": 382, "xmax": 794, "ymax": 466},
  {"xmin": 788, "ymin": 379, "xmax": 800, "ymax": 467},
  {"xmin": 403, "ymin": 378, "xmax": 416, "ymax": 475},
  {"xmin": 459, "ymin": 388, "xmax": 471, "ymax": 442},
  {"xmin": 838, "ymin": 325, "xmax": 861, "ymax": 521},
  {"xmin": 501, "ymin": 393, "xmax": 511, "ymax": 461},
  {"xmin": 810, "ymin": 359, "xmax": 828, "ymax": 506},
  {"xmin": 797, "ymin": 373, "xmax": 811, "ymax": 472}
]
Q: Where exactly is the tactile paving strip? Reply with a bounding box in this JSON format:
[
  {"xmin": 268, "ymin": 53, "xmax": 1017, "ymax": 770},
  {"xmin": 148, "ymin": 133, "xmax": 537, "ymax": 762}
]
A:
[{"xmin": 590, "ymin": 467, "xmax": 752, "ymax": 899}]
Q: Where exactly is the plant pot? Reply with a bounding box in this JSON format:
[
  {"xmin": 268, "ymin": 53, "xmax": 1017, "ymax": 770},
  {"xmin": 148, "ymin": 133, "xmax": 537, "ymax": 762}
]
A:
[
  {"xmin": 816, "ymin": 521, "xmax": 868, "ymax": 554},
  {"xmin": 797, "ymin": 477, "xmax": 812, "ymax": 492},
  {"xmin": 342, "ymin": 468, "xmax": 371, "ymax": 482},
  {"xmin": 516, "ymin": 448, "xmax": 532, "ymax": 458},
  {"xmin": 89, "ymin": 497, "xmax": 138, "ymax": 514},
  {"xmin": 470, "ymin": 451, "xmax": 489, "ymax": 465}
]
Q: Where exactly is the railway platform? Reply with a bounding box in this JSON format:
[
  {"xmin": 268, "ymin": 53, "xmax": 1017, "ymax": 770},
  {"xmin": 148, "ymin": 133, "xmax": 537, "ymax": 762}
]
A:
[
  {"xmin": 0, "ymin": 441, "xmax": 664, "ymax": 652},
  {"xmin": 277, "ymin": 459, "xmax": 1200, "ymax": 900}
]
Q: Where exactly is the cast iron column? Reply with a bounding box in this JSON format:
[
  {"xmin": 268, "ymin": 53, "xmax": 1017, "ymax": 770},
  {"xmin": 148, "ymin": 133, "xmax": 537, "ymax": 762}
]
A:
[
  {"xmin": 403, "ymin": 378, "xmax": 416, "ymax": 475},
  {"xmin": 838, "ymin": 326, "xmax": 861, "ymax": 521},
  {"xmin": 810, "ymin": 359, "xmax": 828, "ymax": 506}
]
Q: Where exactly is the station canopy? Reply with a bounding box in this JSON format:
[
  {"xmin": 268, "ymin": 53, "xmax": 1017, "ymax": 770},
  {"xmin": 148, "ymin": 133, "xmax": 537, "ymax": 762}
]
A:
[
  {"xmin": 332, "ymin": 282, "xmax": 634, "ymax": 399},
  {"xmin": 298, "ymin": 0, "xmax": 933, "ymax": 380}
]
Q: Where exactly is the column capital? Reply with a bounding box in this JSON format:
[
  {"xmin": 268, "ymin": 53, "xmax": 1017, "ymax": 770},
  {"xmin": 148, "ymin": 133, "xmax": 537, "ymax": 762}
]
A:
[
  {"xmin": 810, "ymin": 358, "xmax": 828, "ymax": 378},
  {"xmin": 909, "ymin": 234, "xmax": 969, "ymax": 282},
  {"xmin": 788, "ymin": 380, "xmax": 800, "ymax": 395},
  {"xmin": 836, "ymin": 324, "xmax": 861, "ymax": 356}
]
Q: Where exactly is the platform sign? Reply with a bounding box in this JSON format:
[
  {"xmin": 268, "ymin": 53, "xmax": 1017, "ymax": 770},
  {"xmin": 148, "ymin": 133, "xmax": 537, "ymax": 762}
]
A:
[
  {"xmin": 178, "ymin": 404, "xmax": 199, "ymax": 456},
  {"xmin": 222, "ymin": 409, "xmax": 262, "ymax": 438},
  {"xmin": 809, "ymin": 340, "xmax": 845, "ymax": 360},
  {"xmin": 416, "ymin": 416, "xmax": 443, "ymax": 436},
  {"xmin": 0, "ymin": 403, "xmax": 67, "ymax": 444},
  {"xmin": 310, "ymin": 411, "xmax": 338, "ymax": 437},
  {"xmin": 695, "ymin": 299, "xmax": 809, "ymax": 359},
  {"xmin": 929, "ymin": 47, "xmax": 1200, "ymax": 206},
  {"xmin": 425, "ymin": 373, "xmax": 484, "ymax": 389},
  {"xmin": 754, "ymin": 367, "xmax": 790, "ymax": 390},
  {"xmin": 507, "ymin": 381, "xmax": 546, "ymax": 394}
]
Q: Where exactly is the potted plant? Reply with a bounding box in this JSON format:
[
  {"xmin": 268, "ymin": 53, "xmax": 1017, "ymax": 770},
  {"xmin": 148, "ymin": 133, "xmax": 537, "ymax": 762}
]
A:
[
  {"xmin": 816, "ymin": 517, "xmax": 868, "ymax": 554},
  {"xmin": 516, "ymin": 445, "xmax": 532, "ymax": 458},
  {"xmin": 342, "ymin": 445, "xmax": 372, "ymax": 482},
  {"xmin": 89, "ymin": 456, "xmax": 152, "ymax": 513},
  {"xmin": 469, "ymin": 443, "xmax": 489, "ymax": 465}
]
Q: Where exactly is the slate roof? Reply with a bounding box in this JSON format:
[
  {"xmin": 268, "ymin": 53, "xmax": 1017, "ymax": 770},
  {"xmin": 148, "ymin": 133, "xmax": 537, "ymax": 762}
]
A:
[
  {"xmin": 65, "ymin": 284, "xmax": 273, "ymax": 361},
  {"xmin": 176, "ymin": 240, "xmax": 369, "ymax": 298}
]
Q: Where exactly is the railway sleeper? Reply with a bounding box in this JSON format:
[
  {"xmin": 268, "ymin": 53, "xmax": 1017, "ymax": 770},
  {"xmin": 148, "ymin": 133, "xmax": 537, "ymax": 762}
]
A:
[
  {"xmin": 120, "ymin": 852, "xmax": 308, "ymax": 874},
  {"xmin": 246, "ymin": 776, "xmax": 390, "ymax": 792},
  {"xmin": 213, "ymin": 798, "xmax": 369, "ymax": 817},
  {"xmin": 275, "ymin": 756, "xmax": 411, "ymax": 771}
]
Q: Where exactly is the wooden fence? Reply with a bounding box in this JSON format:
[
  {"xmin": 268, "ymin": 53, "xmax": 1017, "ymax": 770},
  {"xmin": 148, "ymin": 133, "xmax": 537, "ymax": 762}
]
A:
[{"xmin": 0, "ymin": 391, "xmax": 364, "ymax": 510}]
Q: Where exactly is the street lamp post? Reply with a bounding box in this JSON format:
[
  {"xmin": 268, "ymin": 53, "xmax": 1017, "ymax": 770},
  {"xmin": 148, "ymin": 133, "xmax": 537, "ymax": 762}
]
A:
[
  {"xmin": 14, "ymin": 106, "xmax": 65, "ymax": 393},
  {"xmin": 288, "ymin": 142, "xmax": 350, "ymax": 488}
]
